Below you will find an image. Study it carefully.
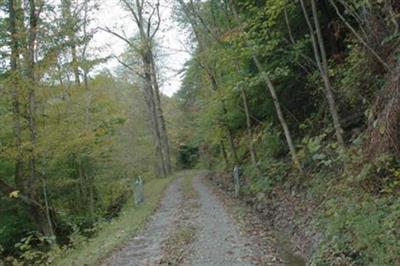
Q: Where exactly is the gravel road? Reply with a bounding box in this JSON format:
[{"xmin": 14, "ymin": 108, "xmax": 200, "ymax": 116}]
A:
[
  {"xmin": 102, "ymin": 172, "xmax": 280, "ymax": 266},
  {"xmin": 101, "ymin": 178, "xmax": 183, "ymax": 266},
  {"xmin": 187, "ymin": 175, "xmax": 256, "ymax": 265}
]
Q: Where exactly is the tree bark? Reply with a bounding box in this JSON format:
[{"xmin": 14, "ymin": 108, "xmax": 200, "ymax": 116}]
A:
[
  {"xmin": 71, "ymin": 42, "xmax": 81, "ymax": 86},
  {"xmin": 239, "ymin": 86, "xmax": 258, "ymax": 167},
  {"xmin": 252, "ymin": 56, "xmax": 302, "ymax": 171},
  {"xmin": 142, "ymin": 50, "xmax": 167, "ymax": 177},
  {"xmin": 233, "ymin": 62, "xmax": 258, "ymax": 168},
  {"xmin": 25, "ymin": 0, "xmax": 55, "ymax": 237},
  {"xmin": 9, "ymin": 0, "xmax": 24, "ymax": 190},
  {"xmin": 220, "ymin": 140, "xmax": 230, "ymax": 171},
  {"xmin": 221, "ymin": 100, "xmax": 240, "ymax": 165},
  {"xmin": 149, "ymin": 50, "xmax": 172, "ymax": 174},
  {"xmin": 300, "ymin": 0, "xmax": 345, "ymax": 149},
  {"xmin": 366, "ymin": 64, "xmax": 400, "ymax": 160}
]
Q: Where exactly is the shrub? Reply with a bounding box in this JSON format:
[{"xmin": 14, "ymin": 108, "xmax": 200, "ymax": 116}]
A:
[{"xmin": 313, "ymin": 194, "xmax": 400, "ymax": 265}]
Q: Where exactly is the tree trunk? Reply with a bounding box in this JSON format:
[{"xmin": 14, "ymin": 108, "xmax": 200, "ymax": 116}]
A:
[
  {"xmin": 256, "ymin": 56, "xmax": 302, "ymax": 171},
  {"xmin": 229, "ymin": 1, "xmax": 301, "ymax": 171},
  {"xmin": 220, "ymin": 140, "xmax": 230, "ymax": 171},
  {"xmin": 298, "ymin": 0, "xmax": 345, "ymax": 148},
  {"xmin": 87, "ymin": 175, "xmax": 95, "ymax": 220},
  {"xmin": 366, "ymin": 64, "xmax": 400, "ymax": 160},
  {"xmin": 208, "ymin": 71, "xmax": 240, "ymax": 166},
  {"xmin": 9, "ymin": 0, "xmax": 24, "ymax": 190},
  {"xmin": 25, "ymin": 0, "xmax": 55, "ymax": 238},
  {"xmin": 29, "ymin": 203, "xmax": 55, "ymax": 237},
  {"xmin": 233, "ymin": 62, "xmax": 258, "ymax": 168},
  {"xmin": 221, "ymin": 100, "xmax": 240, "ymax": 165},
  {"xmin": 71, "ymin": 42, "xmax": 81, "ymax": 86},
  {"xmin": 239, "ymin": 86, "xmax": 258, "ymax": 167},
  {"xmin": 42, "ymin": 179, "xmax": 55, "ymax": 242},
  {"xmin": 79, "ymin": 158, "xmax": 95, "ymax": 219},
  {"xmin": 142, "ymin": 56, "xmax": 167, "ymax": 177},
  {"xmin": 149, "ymin": 51, "xmax": 172, "ymax": 174},
  {"xmin": 125, "ymin": 0, "xmax": 170, "ymax": 177}
]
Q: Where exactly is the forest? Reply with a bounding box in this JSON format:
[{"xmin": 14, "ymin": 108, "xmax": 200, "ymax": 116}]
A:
[{"xmin": 1, "ymin": 0, "xmax": 400, "ymax": 265}]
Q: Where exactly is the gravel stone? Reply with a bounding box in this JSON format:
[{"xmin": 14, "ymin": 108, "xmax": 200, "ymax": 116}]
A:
[
  {"xmin": 187, "ymin": 175, "xmax": 255, "ymax": 266},
  {"xmin": 101, "ymin": 178, "xmax": 182, "ymax": 266}
]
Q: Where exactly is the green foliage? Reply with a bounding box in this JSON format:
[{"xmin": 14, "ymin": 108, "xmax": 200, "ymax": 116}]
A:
[
  {"xmin": 258, "ymin": 124, "xmax": 286, "ymax": 158},
  {"xmin": 245, "ymin": 157, "xmax": 290, "ymax": 193},
  {"xmin": 0, "ymin": 206, "xmax": 35, "ymax": 255},
  {"xmin": 177, "ymin": 144, "xmax": 199, "ymax": 169},
  {"xmin": 0, "ymin": 73, "xmax": 159, "ymax": 260},
  {"xmin": 314, "ymin": 195, "xmax": 400, "ymax": 265}
]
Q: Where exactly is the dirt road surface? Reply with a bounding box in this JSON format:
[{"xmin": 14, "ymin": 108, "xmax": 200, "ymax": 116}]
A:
[{"xmin": 102, "ymin": 172, "xmax": 284, "ymax": 266}]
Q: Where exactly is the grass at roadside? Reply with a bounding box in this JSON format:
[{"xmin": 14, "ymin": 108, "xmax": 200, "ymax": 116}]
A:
[{"xmin": 54, "ymin": 176, "xmax": 173, "ymax": 266}]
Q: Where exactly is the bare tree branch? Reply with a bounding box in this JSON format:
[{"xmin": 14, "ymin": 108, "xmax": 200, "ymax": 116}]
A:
[
  {"xmin": 100, "ymin": 26, "xmax": 133, "ymax": 47},
  {"xmin": 113, "ymin": 55, "xmax": 146, "ymax": 79},
  {"xmin": 150, "ymin": 1, "xmax": 161, "ymax": 39},
  {"xmin": 329, "ymin": 0, "xmax": 392, "ymax": 72},
  {"xmin": 120, "ymin": 0, "xmax": 141, "ymax": 27}
]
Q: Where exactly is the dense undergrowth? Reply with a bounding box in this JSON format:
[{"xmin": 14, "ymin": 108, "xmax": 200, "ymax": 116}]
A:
[{"xmin": 1, "ymin": 176, "xmax": 173, "ymax": 265}]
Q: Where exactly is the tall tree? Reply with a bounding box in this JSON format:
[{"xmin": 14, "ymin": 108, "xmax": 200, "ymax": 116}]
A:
[
  {"xmin": 229, "ymin": 0, "xmax": 302, "ymax": 171},
  {"xmin": 299, "ymin": 0, "xmax": 345, "ymax": 148},
  {"xmin": 25, "ymin": 0, "xmax": 55, "ymax": 237},
  {"xmin": 105, "ymin": 0, "xmax": 172, "ymax": 176},
  {"xmin": 9, "ymin": 0, "xmax": 23, "ymax": 192}
]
